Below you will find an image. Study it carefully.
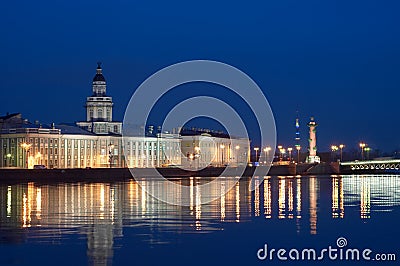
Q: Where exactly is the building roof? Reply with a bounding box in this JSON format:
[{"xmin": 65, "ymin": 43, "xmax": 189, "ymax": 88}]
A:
[
  {"xmin": 93, "ymin": 62, "xmax": 106, "ymax": 82},
  {"xmin": 57, "ymin": 124, "xmax": 96, "ymax": 135},
  {"xmin": 180, "ymin": 128, "xmax": 230, "ymax": 139},
  {"xmin": 0, "ymin": 112, "xmax": 21, "ymax": 121},
  {"xmin": 93, "ymin": 73, "xmax": 106, "ymax": 82}
]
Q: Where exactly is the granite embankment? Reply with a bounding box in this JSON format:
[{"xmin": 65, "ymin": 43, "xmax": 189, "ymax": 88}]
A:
[{"xmin": 0, "ymin": 163, "xmax": 342, "ymax": 182}]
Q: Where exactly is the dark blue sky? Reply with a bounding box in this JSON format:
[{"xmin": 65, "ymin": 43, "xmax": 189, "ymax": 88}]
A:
[{"xmin": 1, "ymin": 0, "xmax": 400, "ymax": 152}]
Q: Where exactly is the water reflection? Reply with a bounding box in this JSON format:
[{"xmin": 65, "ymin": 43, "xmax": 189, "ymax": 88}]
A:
[{"xmin": 1, "ymin": 175, "xmax": 400, "ymax": 264}]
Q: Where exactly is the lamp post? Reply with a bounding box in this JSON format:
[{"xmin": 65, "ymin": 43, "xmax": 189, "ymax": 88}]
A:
[
  {"xmin": 331, "ymin": 145, "xmax": 339, "ymax": 161},
  {"xmin": 339, "ymin": 144, "xmax": 345, "ymax": 161},
  {"xmin": 189, "ymin": 153, "xmax": 194, "ymax": 168},
  {"xmin": 194, "ymin": 146, "xmax": 200, "ymax": 168},
  {"xmin": 295, "ymin": 145, "xmax": 301, "ymax": 163},
  {"xmin": 277, "ymin": 145, "xmax": 283, "ymax": 161},
  {"xmin": 6, "ymin": 153, "xmax": 11, "ymax": 167},
  {"xmin": 235, "ymin": 145, "xmax": 240, "ymax": 166},
  {"xmin": 21, "ymin": 142, "xmax": 32, "ymax": 169},
  {"xmin": 108, "ymin": 143, "xmax": 114, "ymax": 168},
  {"xmin": 287, "ymin": 147, "xmax": 293, "ymax": 162},
  {"xmin": 220, "ymin": 144, "xmax": 225, "ymax": 166},
  {"xmin": 359, "ymin": 142, "xmax": 366, "ymax": 161},
  {"xmin": 35, "ymin": 152, "xmax": 42, "ymax": 165},
  {"xmin": 253, "ymin": 147, "xmax": 259, "ymax": 163},
  {"xmin": 263, "ymin": 146, "xmax": 271, "ymax": 165},
  {"xmin": 364, "ymin": 147, "xmax": 371, "ymax": 160}
]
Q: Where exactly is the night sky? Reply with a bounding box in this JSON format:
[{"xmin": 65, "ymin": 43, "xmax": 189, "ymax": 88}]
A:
[{"xmin": 1, "ymin": 0, "xmax": 400, "ymax": 152}]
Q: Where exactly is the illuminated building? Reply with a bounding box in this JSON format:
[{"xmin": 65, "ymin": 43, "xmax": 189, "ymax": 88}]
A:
[
  {"xmin": 306, "ymin": 117, "xmax": 320, "ymax": 164},
  {"xmin": 0, "ymin": 64, "xmax": 249, "ymax": 169},
  {"xmin": 180, "ymin": 130, "xmax": 250, "ymax": 168}
]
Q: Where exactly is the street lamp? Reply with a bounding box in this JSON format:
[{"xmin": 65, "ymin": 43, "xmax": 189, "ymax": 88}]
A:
[
  {"xmin": 263, "ymin": 146, "xmax": 271, "ymax": 165},
  {"xmin": 235, "ymin": 145, "xmax": 240, "ymax": 166},
  {"xmin": 295, "ymin": 145, "xmax": 301, "ymax": 163},
  {"xmin": 6, "ymin": 153, "xmax": 11, "ymax": 167},
  {"xmin": 108, "ymin": 143, "xmax": 114, "ymax": 168},
  {"xmin": 359, "ymin": 142, "xmax": 366, "ymax": 161},
  {"xmin": 21, "ymin": 142, "xmax": 32, "ymax": 169},
  {"xmin": 35, "ymin": 152, "xmax": 42, "ymax": 165},
  {"xmin": 364, "ymin": 147, "xmax": 371, "ymax": 160},
  {"xmin": 220, "ymin": 144, "xmax": 225, "ymax": 166},
  {"xmin": 331, "ymin": 145, "xmax": 339, "ymax": 161},
  {"xmin": 277, "ymin": 145, "xmax": 283, "ymax": 161},
  {"xmin": 287, "ymin": 147, "xmax": 293, "ymax": 162},
  {"xmin": 194, "ymin": 146, "xmax": 200, "ymax": 168},
  {"xmin": 189, "ymin": 153, "xmax": 194, "ymax": 168},
  {"xmin": 253, "ymin": 147, "xmax": 259, "ymax": 162},
  {"xmin": 339, "ymin": 144, "xmax": 345, "ymax": 161}
]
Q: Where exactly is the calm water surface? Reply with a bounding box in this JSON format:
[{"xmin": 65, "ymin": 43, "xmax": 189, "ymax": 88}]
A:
[{"xmin": 0, "ymin": 175, "xmax": 399, "ymax": 265}]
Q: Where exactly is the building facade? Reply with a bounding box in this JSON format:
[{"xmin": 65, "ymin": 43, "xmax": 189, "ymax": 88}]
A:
[
  {"xmin": 181, "ymin": 133, "xmax": 250, "ymax": 169},
  {"xmin": 0, "ymin": 64, "xmax": 249, "ymax": 169}
]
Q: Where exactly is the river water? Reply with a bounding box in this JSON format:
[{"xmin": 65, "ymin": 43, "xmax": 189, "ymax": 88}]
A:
[{"xmin": 0, "ymin": 175, "xmax": 399, "ymax": 265}]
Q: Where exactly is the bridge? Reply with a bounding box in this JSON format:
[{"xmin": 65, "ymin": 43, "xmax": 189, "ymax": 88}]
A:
[{"xmin": 340, "ymin": 159, "xmax": 400, "ymax": 174}]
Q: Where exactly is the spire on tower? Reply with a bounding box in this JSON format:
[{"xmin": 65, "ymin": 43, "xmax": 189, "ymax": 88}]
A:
[{"xmin": 295, "ymin": 117, "xmax": 300, "ymax": 141}]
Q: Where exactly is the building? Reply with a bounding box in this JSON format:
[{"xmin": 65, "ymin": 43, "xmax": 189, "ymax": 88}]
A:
[
  {"xmin": 0, "ymin": 64, "xmax": 249, "ymax": 169},
  {"xmin": 180, "ymin": 128, "xmax": 250, "ymax": 169}
]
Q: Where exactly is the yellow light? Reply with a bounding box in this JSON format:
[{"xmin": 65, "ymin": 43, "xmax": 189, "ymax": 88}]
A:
[
  {"xmin": 21, "ymin": 142, "xmax": 32, "ymax": 151},
  {"xmin": 235, "ymin": 145, "xmax": 240, "ymax": 150},
  {"xmin": 339, "ymin": 144, "xmax": 345, "ymax": 149},
  {"xmin": 220, "ymin": 144, "xmax": 225, "ymax": 149},
  {"xmin": 254, "ymin": 147, "xmax": 259, "ymax": 151},
  {"xmin": 287, "ymin": 147, "xmax": 293, "ymax": 152}
]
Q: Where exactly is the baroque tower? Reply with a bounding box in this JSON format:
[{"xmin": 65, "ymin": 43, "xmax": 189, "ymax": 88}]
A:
[{"xmin": 77, "ymin": 63, "xmax": 122, "ymax": 134}]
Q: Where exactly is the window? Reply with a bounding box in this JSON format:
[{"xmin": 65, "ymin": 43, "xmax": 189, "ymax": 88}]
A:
[
  {"xmin": 107, "ymin": 109, "xmax": 111, "ymax": 121},
  {"xmin": 89, "ymin": 109, "xmax": 94, "ymax": 119},
  {"xmin": 114, "ymin": 125, "xmax": 118, "ymax": 132},
  {"xmin": 98, "ymin": 109, "xmax": 103, "ymax": 118}
]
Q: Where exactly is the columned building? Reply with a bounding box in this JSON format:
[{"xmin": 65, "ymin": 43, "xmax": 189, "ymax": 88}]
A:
[
  {"xmin": 0, "ymin": 63, "xmax": 250, "ymax": 169},
  {"xmin": 180, "ymin": 130, "xmax": 250, "ymax": 169}
]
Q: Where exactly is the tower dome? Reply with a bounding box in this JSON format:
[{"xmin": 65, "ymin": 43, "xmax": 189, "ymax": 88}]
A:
[
  {"xmin": 93, "ymin": 62, "xmax": 106, "ymax": 82},
  {"xmin": 92, "ymin": 62, "xmax": 106, "ymax": 96}
]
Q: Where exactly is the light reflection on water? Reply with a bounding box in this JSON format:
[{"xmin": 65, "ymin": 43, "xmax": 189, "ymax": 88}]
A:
[{"xmin": 1, "ymin": 175, "xmax": 400, "ymax": 264}]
